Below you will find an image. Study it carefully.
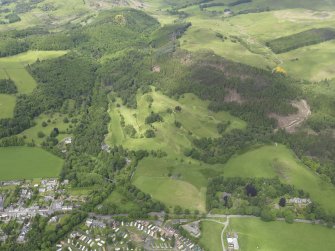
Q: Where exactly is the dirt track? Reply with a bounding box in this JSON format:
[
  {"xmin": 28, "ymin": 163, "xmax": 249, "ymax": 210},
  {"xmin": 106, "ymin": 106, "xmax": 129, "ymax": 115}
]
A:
[{"xmin": 269, "ymin": 99, "xmax": 311, "ymax": 133}]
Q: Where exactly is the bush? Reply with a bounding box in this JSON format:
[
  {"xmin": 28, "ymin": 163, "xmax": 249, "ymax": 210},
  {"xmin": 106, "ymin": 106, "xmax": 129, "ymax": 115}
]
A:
[
  {"xmin": 145, "ymin": 112, "xmax": 163, "ymax": 124},
  {"xmin": 145, "ymin": 129, "xmax": 155, "ymax": 138},
  {"xmin": 37, "ymin": 131, "xmax": 45, "ymax": 138},
  {"xmin": 260, "ymin": 208, "xmax": 276, "ymax": 222}
]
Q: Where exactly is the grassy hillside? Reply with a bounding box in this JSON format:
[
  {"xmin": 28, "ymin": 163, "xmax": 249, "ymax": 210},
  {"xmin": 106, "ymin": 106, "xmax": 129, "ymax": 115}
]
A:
[
  {"xmin": 224, "ymin": 144, "xmax": 335, "ymax": 214},
  {"xmin": 106, "ymin": 88, "xmax": 246, "ymax": 155},
  {"xmin": 132, "ymin": 156, "xmax": 221, "ymax": 212},
  {"xmin": 0, "ymin": 94, "xmax": 16, "ymax": 119},
  {"xmin": 0, "ymin": 147, "xmax": 63, "ymax": 180},
  {"xmin": 107, "ymin": 88, "xmax": 245, "ymax": 211},
  {"xmin": 0, "ymin": 50, "xmax": 67, "ymax": 94},
  {"xmin": 267, "ymin": 28, "xmax": 335, "ymax": 53},
  {"xmin": 228, "ymin": 218, "xmax": 335, "ymax": 251}
]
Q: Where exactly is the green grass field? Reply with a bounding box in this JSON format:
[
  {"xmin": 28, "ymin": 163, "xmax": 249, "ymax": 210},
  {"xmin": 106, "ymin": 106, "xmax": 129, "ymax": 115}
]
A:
[
  {"xmin": 132, "ymin": 156, "xmax": 229, "ymax": 212},
  {"xmin": 133, "ymin": 157, "xmax": 208, "ymax": 212},
  {"xmin": 106, "ymin": 88, "xmax": 245, "ymax": 155},
  {"xmin": 103, "ymin": 190, "xmax": 140, "ymax": 213},
  {"xmin": 199, "ymin": 221, "xmax": 224, "ymax": 251},
  {"xmin": 228, "ymin": 218, "xmax": 335, "ymax": 251},
  {"xmin": 19, "ymin": 112, "xmax": 76, "ymax": 145},
  {"xmin": 0, "ymin": 50, "xmax": 67, "ymax": 94},
  {"xmin": 175, "ymin": 6, "xmax": 335, "ymax": 80},
  {"xmin": 0, "ymin": 94, "xmax": 16, "ymax": 119},
  {"xmin": 107, "ymin": 88, "xmax": 245, "ymax": 211},
  {"xmin": 0, "ymin": 147, "xmax": 63, "ymax": 180},
  {"xmin": 224, "ymin": 144, "xmax": 335, "ymax": 214}
]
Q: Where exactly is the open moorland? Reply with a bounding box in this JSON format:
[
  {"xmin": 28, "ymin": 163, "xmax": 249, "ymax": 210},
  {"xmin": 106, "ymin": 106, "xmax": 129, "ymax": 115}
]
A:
[{"xmin": 0, "ymin": 147, "xmax": 63, "ymax": 180}]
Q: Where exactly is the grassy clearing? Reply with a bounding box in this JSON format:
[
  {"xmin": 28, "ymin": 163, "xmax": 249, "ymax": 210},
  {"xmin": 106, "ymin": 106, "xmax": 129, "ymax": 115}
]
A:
[
  {"xmin": 199, "ymin": 221, "xmax": 224, "ymax": 251},
  {"xmin": 104, "ymin": 190, "xmax": 140, "ymax": 212},
  {"xmin": 0, "ymin": 147, "xmax": 63, "ymax": 180},
  {"xmin": 106, "ymin": 88, "xmax": 245, "ymax": 155},
  {"xmin": 0, "ymin": 50, "xmax": 67, "ymax": 94},
  {"xmin": 0, "ymin": 94, "xmax": 16, "ymax": 119},
  {"xmin": 228, "ymin": 218, "xmax": 335, "ymax": 251},
  {"xmin": 224, "ymin": 144, "xmax": 335, "ymax": 214},
  {"xmin": 19, "ymin": 112, "xmax": 76, "ymax": 145}
]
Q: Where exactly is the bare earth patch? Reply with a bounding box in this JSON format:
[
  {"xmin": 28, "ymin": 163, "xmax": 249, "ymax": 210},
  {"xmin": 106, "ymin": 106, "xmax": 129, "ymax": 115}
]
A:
[
  {"xmin": 269, "ymin": 99, "xmax": 311, "ymax": 133},
  {"xmin": 224, "ymin": 89, "xmax": 244, "ymax": 104}
]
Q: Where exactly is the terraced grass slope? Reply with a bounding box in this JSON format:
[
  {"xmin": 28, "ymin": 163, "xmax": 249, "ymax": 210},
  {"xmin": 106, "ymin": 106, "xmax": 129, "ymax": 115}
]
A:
[
  {"xmin": 224, "ymin": 144, "xmax": 335, "ymax": 214},
  {"xmin": 228, "ymin": 218, "xmax": 335, "ymax": 251},
  {"xmin": 0, "ymin": 147, "xmax": 63, "ymax": 180}
]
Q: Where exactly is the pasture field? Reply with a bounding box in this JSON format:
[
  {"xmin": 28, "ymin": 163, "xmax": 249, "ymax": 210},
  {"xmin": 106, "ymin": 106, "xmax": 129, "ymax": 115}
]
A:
[
  {"xmin": 19, "ymin": 112, "xmax": 76, "ymax": 145},
  {"xmin": 280, "ymin": 40, "xmax": 335, "ymax": 81},
  {"xmin": 0, "ymin": 147, "xmax": 63, "ymax": 180},
  {"xmin": 266, "ymin": 28, "xmax": 335, "ymax": 54},
  {"xmin": 132, "ymin": 156, "xmax": 226, "ymax": 212},
  {"xmin": 0, "ymin": 50, "xmax": 67, "ymax": 94},
  {"xmin": 223, "ymin": 144, "xmax": 335, "ymax": 214},
  {"xmin": 133, "ymin": 157, "xmax": 207, "ymax": 212},
  {"xmin": 0, "ymin": 94, "xmax": 16, "ymax": 119},
  {"xmin": 106, "ymin": 88, "xmax": 245, "ymax": 155},
  {"xmin": 199, "ymin": 221, "xmax": 224, "ymax": 251},
  {"xmin": 103, "ymin": 190, "xmax": 140, "ymax": 213},
  {"xmin": 177, "ymin": 6, "xmax": 335, "ymax": 80},
  {"xmin": 228, "ymin": 218, "xmax": 335, "ymax": 251}
]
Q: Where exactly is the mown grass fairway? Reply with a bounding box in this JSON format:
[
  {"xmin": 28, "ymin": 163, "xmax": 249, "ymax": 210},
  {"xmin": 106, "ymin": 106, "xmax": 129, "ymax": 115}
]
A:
[
  {"xmin": 0, "ymin": 94, "xmax": 16, "ymax": 119},
  {"xmin": 106, "ymin": 88, "xmax": 245, "ymax": 155},
  {"xmin": 228, "ymin": 218, "xmax": 335, "ymax": 251},
  {"xmin": 0, "ymin": 50, "xmax": 67, "ymax": 94},
  {"xmin": 224, "ymin": 144, "xmax": 335, "ymax": 214},
  {"xmin": 0, "ymin": 147, "xmax": 63, "ymax": 180},
  {"xmin": 199, "ymin": 221, "xmax": 224, "ymax": 251}
]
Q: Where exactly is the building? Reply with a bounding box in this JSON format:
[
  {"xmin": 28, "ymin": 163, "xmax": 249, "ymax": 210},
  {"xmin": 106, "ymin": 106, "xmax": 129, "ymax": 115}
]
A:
[
  {"xmin": 227, "ymin": 232, "xmax": 239, "ymax": 250},
  {"xmin": 0, "ymin": 196, "xmax": 4, "ymax": 211}
]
